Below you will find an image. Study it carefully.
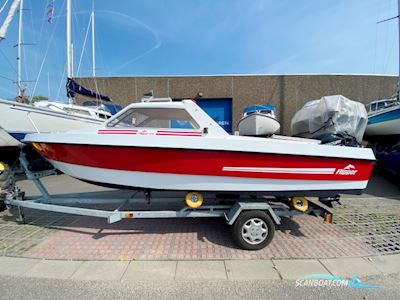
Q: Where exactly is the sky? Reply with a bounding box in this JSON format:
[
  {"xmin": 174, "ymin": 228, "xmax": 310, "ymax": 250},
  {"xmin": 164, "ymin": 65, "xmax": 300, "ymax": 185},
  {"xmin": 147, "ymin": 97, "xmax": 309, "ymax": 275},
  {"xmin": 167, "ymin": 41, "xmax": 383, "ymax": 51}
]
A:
[{"xmin": 0, "ymin": 0, "xmax": 399, "ymax": 100}]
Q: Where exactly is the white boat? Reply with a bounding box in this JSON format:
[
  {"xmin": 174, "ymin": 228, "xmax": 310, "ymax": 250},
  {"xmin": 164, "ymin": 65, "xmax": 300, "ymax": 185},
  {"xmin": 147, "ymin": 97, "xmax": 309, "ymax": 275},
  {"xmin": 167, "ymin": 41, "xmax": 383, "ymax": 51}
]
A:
[
  {"xmin": 24, "ymin": 100, "xmax": 375, "ymax": 197},
  {"xmin": 0, "ymin": 98, "xmax": 110, "ymax": 141},
  {"xmin": 364, "ymin": 99, "xmax": 400, "ymax": 137},
  {"xmin": 238, "ymin": 105, "xmax": 280, "ymax": 136}
]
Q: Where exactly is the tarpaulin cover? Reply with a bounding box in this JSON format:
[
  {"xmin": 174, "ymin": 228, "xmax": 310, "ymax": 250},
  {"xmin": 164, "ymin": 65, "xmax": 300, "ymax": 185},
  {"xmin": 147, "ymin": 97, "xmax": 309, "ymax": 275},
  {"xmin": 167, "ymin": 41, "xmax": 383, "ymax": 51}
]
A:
[{"xmin": 291, "ymin": 95, "xmax": 367, "ymax": 143}]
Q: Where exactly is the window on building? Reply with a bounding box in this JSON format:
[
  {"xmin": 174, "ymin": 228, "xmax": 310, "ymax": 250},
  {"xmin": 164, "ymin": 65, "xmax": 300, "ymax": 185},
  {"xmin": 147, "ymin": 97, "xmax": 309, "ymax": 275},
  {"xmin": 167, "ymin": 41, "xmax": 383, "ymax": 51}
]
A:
[{"xmin": 107, "ymin": 108, "xmax": 200, "ymax": 129}]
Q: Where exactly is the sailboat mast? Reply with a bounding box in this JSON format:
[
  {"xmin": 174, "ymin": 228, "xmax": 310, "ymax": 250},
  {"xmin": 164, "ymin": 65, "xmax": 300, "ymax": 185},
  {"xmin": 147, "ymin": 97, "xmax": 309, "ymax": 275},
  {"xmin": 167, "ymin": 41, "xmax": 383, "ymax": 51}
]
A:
[
  {"xmin": 91, "ymin": 10, "xmax": 95, "ymax": 77},
  {"xmin": 66, "ymin": 0, "xmax": 72, "ymax": 79},
  {"xmin": 17, "ymin": 0, "xmax": 23, "ymax": 96}
]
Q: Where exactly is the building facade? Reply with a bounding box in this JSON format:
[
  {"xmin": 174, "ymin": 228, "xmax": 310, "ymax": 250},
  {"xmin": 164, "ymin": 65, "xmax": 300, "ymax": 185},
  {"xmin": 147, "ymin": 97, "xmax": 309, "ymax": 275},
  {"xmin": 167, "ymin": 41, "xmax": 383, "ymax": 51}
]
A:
[{"xmin": 75, "ymin": 74, "xmax": 397, "ymax": 134}]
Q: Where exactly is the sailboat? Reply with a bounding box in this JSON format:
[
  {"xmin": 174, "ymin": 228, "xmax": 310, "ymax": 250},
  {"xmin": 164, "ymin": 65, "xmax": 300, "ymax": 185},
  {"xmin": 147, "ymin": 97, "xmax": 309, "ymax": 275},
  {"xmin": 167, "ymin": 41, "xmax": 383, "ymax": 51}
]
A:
[
  {"xmin": 0, "ymin": 0, "xmax": 114, "ymax": 141},
  {"xmin": 364, "ymin": 0, "xmax": 400, "ymax": 141}
]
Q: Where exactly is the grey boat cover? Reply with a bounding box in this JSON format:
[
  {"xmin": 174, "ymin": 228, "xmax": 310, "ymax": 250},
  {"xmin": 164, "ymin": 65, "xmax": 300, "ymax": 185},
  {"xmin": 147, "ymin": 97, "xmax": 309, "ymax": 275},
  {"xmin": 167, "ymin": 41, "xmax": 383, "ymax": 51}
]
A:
[{"xmin": 291, "ymin": 95, "xmax": 368, "ymax": 144}]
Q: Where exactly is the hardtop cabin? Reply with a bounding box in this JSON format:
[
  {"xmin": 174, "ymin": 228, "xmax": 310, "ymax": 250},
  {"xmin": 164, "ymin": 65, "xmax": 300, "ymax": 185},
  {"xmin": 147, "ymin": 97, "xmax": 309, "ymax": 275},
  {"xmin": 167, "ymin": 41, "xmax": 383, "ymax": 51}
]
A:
[
  {"xmin": 104, "ymin": 100, "xmax": 228, "ymax": 136},
  {"xmin": 366, "ymin": 99, "xmax": 399, "ymax": 115}
]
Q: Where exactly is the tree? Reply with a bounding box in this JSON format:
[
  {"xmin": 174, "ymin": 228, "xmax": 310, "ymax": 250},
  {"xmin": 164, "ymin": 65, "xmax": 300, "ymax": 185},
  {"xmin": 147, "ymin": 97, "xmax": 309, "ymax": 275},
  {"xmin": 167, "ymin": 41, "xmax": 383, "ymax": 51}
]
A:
[{"xmin": 31, "ymin": 96, "xmax": 48, "ymax": 102}]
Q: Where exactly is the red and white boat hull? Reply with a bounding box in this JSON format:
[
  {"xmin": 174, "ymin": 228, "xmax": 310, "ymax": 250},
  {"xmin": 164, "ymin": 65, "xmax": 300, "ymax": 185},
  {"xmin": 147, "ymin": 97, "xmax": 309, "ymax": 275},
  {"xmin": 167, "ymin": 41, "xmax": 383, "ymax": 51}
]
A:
[
  {"xmin": 34, "ymin": 143, "xmax": 373, "ymax": 195},
  {"xmin": 24, "ymin": 100, "xmax": 375, "ymax": 196}
]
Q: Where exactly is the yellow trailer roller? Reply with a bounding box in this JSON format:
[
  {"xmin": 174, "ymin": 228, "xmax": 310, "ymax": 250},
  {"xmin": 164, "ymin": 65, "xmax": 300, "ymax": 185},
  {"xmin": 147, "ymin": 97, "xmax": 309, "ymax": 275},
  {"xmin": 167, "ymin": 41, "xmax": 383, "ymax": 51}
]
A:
[{"xmin": 185, "ymin": 192, "xmax": 203, "ymax": 209}]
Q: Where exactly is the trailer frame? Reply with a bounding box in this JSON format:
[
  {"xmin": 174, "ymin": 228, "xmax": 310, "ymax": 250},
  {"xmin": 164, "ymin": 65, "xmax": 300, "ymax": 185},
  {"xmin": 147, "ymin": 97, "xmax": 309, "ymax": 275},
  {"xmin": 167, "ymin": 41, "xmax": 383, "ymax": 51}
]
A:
[{"xmin": 1, "ymin": 153, "xmax": 334, "ymax": 250}]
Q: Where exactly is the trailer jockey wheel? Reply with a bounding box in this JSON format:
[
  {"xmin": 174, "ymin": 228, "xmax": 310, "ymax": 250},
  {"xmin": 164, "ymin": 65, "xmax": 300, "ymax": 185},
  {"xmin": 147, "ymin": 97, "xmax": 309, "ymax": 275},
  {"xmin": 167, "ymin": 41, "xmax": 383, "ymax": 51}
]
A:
[
  {"xmin": 185, "ymin": 192, "xmax": 203, "ymax": 209},
  {"xmin": 232, "ymin": 210, "xmax": 275, "ymax": 250}
]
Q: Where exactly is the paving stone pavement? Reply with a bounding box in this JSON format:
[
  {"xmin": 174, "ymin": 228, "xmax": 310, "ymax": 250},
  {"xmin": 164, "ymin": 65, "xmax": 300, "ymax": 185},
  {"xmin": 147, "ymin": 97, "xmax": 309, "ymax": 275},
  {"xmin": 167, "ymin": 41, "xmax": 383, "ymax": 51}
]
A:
[
  {"xmin": 0, "ymin": 210, "xmax": 379, "ymax": 260},
  {"xmin": 0, "ymin": 172, "xmax": 399, "ymax": 261}
]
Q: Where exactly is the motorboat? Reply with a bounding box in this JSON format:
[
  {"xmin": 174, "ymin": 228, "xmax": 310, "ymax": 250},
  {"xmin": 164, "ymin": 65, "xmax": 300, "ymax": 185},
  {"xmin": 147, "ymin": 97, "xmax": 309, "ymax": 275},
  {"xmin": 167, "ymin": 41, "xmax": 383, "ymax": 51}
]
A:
[
  {"xmin": 364, "ymin": 98, "xmax": 400, "ymax": 138},
  {"xmin": 24, "ymin": 100, "xmax": 375, "ymax": 197},
  {"xmin": 291, "ymin": 95, "xmax": 368, "ymax": 146},
  {"xmin": 238, "ymin": 105, "xmax": 280, "ymax": 136},
  {"xmin": 0, "ymin": 98, "xmax": 111, "ymax": 141}
]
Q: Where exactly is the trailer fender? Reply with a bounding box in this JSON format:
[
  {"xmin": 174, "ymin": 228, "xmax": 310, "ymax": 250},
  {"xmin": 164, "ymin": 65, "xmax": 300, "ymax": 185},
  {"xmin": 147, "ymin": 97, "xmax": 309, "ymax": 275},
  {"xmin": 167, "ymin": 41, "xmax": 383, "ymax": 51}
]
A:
[{"xmin": 224, "ymin": 202, "xmax": 281, "ymax": 225}]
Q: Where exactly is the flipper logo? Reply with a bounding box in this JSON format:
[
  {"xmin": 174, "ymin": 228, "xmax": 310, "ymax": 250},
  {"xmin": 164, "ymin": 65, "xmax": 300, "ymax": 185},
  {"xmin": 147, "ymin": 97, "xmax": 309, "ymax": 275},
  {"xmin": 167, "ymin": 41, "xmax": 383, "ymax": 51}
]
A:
[
  {"xmin": 336, "ymin": 164, "xmax": 358, "ymax": 175},
  {"xmin": 295, "ymin": 274, "xmax": 383, "ymax": 289}
]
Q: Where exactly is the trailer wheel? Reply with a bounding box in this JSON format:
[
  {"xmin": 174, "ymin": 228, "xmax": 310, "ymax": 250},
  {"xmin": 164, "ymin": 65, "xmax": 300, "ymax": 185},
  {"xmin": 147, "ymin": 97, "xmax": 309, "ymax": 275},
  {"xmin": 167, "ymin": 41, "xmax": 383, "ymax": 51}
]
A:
[{"xmin": 231, "ymin": 210, "xmax": 275, "ymax": 250}]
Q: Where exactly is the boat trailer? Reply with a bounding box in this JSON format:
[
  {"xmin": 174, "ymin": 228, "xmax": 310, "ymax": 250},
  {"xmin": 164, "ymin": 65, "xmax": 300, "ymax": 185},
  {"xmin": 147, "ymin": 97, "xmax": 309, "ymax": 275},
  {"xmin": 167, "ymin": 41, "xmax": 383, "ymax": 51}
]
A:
[{"xmin": 0, "ymin": 154, "xmax": 334, "ymax": 250}]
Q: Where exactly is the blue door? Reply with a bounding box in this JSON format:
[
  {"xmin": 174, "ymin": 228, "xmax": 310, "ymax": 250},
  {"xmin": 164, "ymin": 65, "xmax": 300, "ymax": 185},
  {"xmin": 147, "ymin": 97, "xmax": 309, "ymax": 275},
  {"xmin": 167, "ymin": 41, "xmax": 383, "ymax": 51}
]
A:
[{"xmin": 196, "ymin": 98, "xmax": 232, "ymax": 133}]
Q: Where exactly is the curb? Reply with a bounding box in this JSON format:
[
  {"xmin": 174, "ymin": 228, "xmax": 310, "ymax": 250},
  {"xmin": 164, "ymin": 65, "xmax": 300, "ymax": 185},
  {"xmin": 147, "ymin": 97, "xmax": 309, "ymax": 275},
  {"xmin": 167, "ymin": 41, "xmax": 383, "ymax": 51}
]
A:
[{"xmin": 0, "ymin": 254, "xmax": 399, "ymax": 281}]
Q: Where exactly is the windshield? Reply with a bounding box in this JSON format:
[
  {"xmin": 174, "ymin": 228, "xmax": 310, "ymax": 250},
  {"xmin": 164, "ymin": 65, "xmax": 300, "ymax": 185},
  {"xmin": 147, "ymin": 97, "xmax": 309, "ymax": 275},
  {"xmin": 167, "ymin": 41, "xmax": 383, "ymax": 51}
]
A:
[{"xmin": 107, "ymin": 107, "xmax": 200, "ymax": 129}]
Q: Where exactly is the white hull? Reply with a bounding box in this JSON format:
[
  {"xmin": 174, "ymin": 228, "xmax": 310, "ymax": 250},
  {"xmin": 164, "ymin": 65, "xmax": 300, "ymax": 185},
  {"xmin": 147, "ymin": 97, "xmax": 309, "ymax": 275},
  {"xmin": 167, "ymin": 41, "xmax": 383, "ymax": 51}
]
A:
[
  {"xmin": 51, "ymin": 160, "xmax": 369, "ymax": 192},
  {"xmin": 0, "ymin": 128, "xmax": 20, "ymax": 147},
  {"xmin": 239, "ymin": 114, "xmax": 280, "ymax": 136},
  {"xmin": 365, "ymin": 116, "xmax": 400, "ymax": 136},
  {"xmin": 0, "ymin": 99, "xmax": 104, "ymax": 140}
]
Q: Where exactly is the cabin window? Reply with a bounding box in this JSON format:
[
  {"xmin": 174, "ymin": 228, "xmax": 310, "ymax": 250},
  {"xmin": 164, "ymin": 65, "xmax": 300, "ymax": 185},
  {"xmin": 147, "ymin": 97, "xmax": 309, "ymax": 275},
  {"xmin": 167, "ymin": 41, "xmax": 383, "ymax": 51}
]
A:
[
  {"xmin": 371, "ymin": 103, "xmax": 377, "ymax": 112},
  {"xmin": 46, "ymin": 104, "xmax": 64, "ymax": 112},
  {"xmin": 97, "ymin": 113, "xmax": 109, "ymax": 120},
  {"xmin": 107, "ymin": 108, "xmax": 200, "ymax": 129},
  {"xmin": 377, "ymin": 102, "xmax": 385, "ymax": 111},
  {"xmin": 63, "ymin": 107, "xmax": 91, "ymax": 116}
]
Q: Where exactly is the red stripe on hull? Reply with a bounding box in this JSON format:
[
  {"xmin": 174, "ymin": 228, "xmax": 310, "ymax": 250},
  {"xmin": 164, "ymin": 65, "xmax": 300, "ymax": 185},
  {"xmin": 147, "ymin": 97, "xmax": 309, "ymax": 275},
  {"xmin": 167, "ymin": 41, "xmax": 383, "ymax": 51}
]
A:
[
  {"xmin": 34, "ymin": 143, "xmax": 373, "ymax": 181},
  {"xmin": 156, "ymin": 133, "xmax": 202, "ymax": 136}
]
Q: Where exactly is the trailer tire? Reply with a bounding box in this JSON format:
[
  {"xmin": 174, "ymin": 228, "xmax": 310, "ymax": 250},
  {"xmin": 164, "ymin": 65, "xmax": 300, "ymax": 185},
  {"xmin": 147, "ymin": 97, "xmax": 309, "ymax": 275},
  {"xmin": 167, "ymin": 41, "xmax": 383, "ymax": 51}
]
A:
[{"xmin": 231, "ymin": 210, "xmax": 275, "ymax": 250}]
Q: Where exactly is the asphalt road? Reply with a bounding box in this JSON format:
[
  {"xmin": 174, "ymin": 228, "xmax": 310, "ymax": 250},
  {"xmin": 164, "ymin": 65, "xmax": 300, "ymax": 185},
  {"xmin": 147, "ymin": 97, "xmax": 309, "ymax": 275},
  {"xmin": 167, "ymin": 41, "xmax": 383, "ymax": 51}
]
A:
[{"xmin": 0, "ymin": 273, "xmax": 399, "ymax": 300}]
